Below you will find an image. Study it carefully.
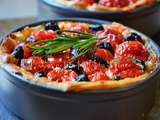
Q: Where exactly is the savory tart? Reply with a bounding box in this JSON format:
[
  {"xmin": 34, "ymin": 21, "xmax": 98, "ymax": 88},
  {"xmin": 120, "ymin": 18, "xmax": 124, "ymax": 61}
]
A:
[
  {"xmin": 0, "ymin": 21, "xmax": 158, "ymax": 91},
  {"xmin": 57, "ymin": 0, "xmax": 156, "ymax": 11}
]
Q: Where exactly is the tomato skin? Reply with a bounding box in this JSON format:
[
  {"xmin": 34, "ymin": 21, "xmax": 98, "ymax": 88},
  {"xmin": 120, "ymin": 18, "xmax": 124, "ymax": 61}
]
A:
[
  {"xmin": 80, "ymin": 60, "xmax": 106, "ymax": 75},
  {"xmin": 77, "ymin": 55, "xmax": 88, "ymax": 64},
  {"xmin": 23, "ymin": 46, "xmax": 31, "ymax": 58},
  {"xmin": 47, "ymin": 55, "xmax": 68, "ymax": 69},
  {"xmin": 83, "ymin": 0, "xmax": 96, "ymax": 4},
  {"xmin": 31, "ymin": 30, "xmax": 57, "ymax": 41},
  {"xmin": 47, "ymin": 69, "xmax": 78, "ymax": 82},
  {"xmin": 61, "ymin": 70, "xmax": 78, "ymax": 82},
  {"xmin": 94, "ymin": 48, "xmax": 113, "ymax": 62},
  {"xmin": 96, "ymin": 29, "xmax": 123, "ymax": 48},
  {"xmin": 119, "ymin": 68, "xmax": 144, "ymax": 78},
  {"xmin": 21, "ymin": 56, "xmax": 46, "ymax": 73},
  {"xmin": 99, "ymin": 0, "xmax": 130, "ymax": 7},
  {"xmin": 47, "ymin": 70, "xmax": 62, "ymax": 81},
  {"xmin": 108, "ymin": 60, "xmax": 144, "ymax": 78},
  {"xmin": 22, "ymin": 43, "xmax": 32, "ymax": 58},
  {"xmin": 96, "ymin": 28, "xmax": 113, "ymax": 36},
  {"xmin": 115, "ymin": 41, "xmax": 149, "ymax": 61},
  {"xmin": 88, "ymin": 71, "xmax": 110, "ymax": 82}
]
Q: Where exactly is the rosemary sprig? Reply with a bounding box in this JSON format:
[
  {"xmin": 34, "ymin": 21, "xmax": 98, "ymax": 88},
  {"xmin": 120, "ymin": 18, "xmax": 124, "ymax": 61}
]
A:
[{"xmin": 28, "ymin": 30, "xmax": 108, "ymax": 60}]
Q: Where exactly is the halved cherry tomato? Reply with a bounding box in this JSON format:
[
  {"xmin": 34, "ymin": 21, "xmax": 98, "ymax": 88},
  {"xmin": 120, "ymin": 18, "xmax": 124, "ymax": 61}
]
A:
[
  {"xmin": 16, "ymin": 42, "xmax": 32, "ymax": 59},
  {"xmin": 47, "ymin": 55, "xmax": 68, "ymax": 69},
  {"xmin": 47, "ymin": 70, "xmax": 62, "ymax": 81},
  {"xmin": 88, "ymin": 71, "xmax": 110, "ymax": 82},
  {"xmin": 83, "ymin": 0, "xmax": 96, "ymax": 4},
  {"xmin": 80, "ymin": 60, "xmax": 106, "ymax": 75},
  {"xmin": 22, "ymin": 43, "xmax": 32, "ymax": 58},
  {"xmin": 47, "ymin": 69, "xmax": 78, "ymax": 82},
  {"xmin": 31, "ymin": 30, "xmax": 57, "ymax": 41},
  {"xmin": 61, "ymin": 70, "xmax": 78, "ymax": 82},
  {"xmin": 115, "ymin": 41, "xmax": 149, "ymax": 61},
  {"xmin": 21, "ymin": 56, "xmax": 46, "ymax": 73},
  {"xmin": 94, "ymin": 48, "xmax": 113, "ymax": 61},
  {"xmin": 96, "ymin": 28, "xmax": 123, "ymax": 48},
  {"xmin": 108, "ymin": 60, "xmax": 144, "ymax": 78},
  {"xmin": 99, "ymin": 0, "xmax": 130, "ymax": 7}
]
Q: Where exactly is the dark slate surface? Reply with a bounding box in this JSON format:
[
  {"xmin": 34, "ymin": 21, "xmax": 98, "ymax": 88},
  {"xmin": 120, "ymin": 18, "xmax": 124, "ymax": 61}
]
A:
[{"xmin": 0, "ymin": 101, "xmax": 20, "ymax": 120}]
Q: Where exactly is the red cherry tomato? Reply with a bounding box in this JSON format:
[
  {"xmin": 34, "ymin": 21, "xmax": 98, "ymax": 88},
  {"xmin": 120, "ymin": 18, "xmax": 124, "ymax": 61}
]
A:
[
  {"xmin": 21, "ymin": 56, "xmax": 46, "ymax": 73},
  {"xmin": 47, "ymin": 69, "xmax": 78, "ymax": 82},
  {"xmin": 129, "ymin": 0, "xmax": 138, "ymax": 3},
  {"xmin": 94, "ymin": 48, "xmax": 113, "ymax": 61},
  {"xmin": 80, "ymin": 60, "xmax": 106, "ymax": 75},
  {"xmin": 115, "ymin": 41, "xmax": 149, "ymax": 61},
  {"xmin": 96, "ymin": 28, "xmax": 113, "ymax": 36},
  {"xmin": 22, "ymin": 43, "xmax": 32, "ymax": 58},
  {"xmin": 61, "ymin": 70, "xmax": 78, "ymax": 82},
  {"xmin": 31, "ymin": 30, "xmax": 57, "ymax": 41},
  {"xmin": 108, "ymin": 60, "xmax": 144, "ymax": 78},
  {"xmin": 47, "ymin": 55, "xmax": 68, "ymax": 69},
  {"xmin": 99, "ymin": 0, "xmax": 130, "ymax": 7},
  {"xmin": 88, "ymin": 71, "xmax": 110, "ymax": 82},
  {"xmin": 17, "ymin": 42, "xmax": 32, "ymax": 58},
  {"xmin": 83, "ymin": 0, "xmax": 96, "ymax": 4},
  {"xmin": 96, "ymin": 28, "xmax": 123, "ymax": 48},
  {"xmin": 47, "ymin": 70, "xmax": 62, "ymax": 81}
]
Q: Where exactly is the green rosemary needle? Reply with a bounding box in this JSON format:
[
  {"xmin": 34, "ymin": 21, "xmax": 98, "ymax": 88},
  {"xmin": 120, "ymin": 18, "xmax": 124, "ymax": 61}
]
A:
[{"xmin": 28, "ymin": 30, "xmax": 108, "ymax": 59}]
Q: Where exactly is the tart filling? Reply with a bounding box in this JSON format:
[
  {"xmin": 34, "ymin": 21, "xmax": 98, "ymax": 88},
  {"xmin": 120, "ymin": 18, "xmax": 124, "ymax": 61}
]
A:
[
  {"xmin": 0, "ymin": 21, "xmax": 158, "ymax": 91},
  {"xmin": 57, "ymin": 0, "xmax": 156, "ymax": 11}
]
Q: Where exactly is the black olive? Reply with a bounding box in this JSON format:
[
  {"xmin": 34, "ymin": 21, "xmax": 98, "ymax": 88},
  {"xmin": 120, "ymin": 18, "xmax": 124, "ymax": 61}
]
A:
[
  {"xmin": 96, "ymin": 42, "xmax": 114, "ymax": 54},
  {"xmin": 11, "ymin": 46, "xmax": 24, "ymax": 60},
  {"xmin": 15, "ymin": 72, "xmax": 23, "ymax": 76},
  {"xmin": 125, "ymin": 32, "xmax": 143, "ymax": 43},
  {"xmin": 45, "ymin": 22, "xmax": 60, "ymax": 31},
  {"xmin": 70, "ymin": 48, "xmax": 79, "ymax": 57},
  {"xmin": 34, "ymin": 71, "xmax": 45, "ymax": 77},
  {"xmin": 113, "ymin": 76, "xmax": 122, "ymax": 81},
  {"xmin": 75, "ymin": 74, "xmax": 89, "ymax": 82},
  {"xmin": 89, "ymin": 24, "xmax": 104, "ymax": 31},
  {"xmin": 132, "ymin": 59, "xmax": 146, "ymax": 70},
  {"xmin": 26, "ymin": 37, "xmax": 36, "ymax": 42},
  {"xmin": 95, "ymin": 0, "xmax": 99, "ymax": 3},
  {"xmin": 90, "ymin": 55, "xmax": 108, "ymax": 67},
  {"xmin": 65, "ymin": 64, "xmax": 83, "ymax": 75}
]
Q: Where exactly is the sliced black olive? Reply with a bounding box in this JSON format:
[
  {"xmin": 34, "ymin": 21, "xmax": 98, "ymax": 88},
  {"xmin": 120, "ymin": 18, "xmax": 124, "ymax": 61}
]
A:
[
  {"xmin": 132, "ymin": 59, "xmax": 146, "ymax": 70},
  {"xmin": 89, "ymin": 24, "xmax": 104, "ymax": 31},
  {"xmin": 65, "ymin": 64, "xmax": 83, "ymax": 75},
  {"xmin": 45, "ymin": 22, "xmax": 60, "ymax": 31},
  {"xmin": 125, "ymin": 32, "xmax": 143, "ymax": 43},
  {"xmin": 34, "ymin": 71, "xmax": 45, "ymax": 77},
  {"xmin": 15, "ymin": 72, "xmax": 23, "ymax": 76},
  {"xmin": 26, "ymin": 37, "xmax": 36, "ymax": 42},
  {"xmin": 70, "ymin": 48, "xmax": 79, "ymax": 57},
  {"xmin": 113, "ymin": 76, "xmax": 122, "ymax": 81},
  {"xmin": 11, "ymin": 46, "xmax": 24, "ymax": 60},
  {"xmin": 96, "ymin": 42, "xmax": 114, "ymax": 54},
  {"xmin": 75, "ymin": 74, "xmax": 89, "ymax": 82},
  {"xmin": 90, "ymin": 55, "xmax": 108, "ymax": 67}
]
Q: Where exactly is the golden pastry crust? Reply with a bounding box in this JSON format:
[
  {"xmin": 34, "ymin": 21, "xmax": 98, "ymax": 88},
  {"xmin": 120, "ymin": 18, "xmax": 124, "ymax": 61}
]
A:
[
  {"xmin": 0, "ymin": 64, "xmax": 149, "ymax": 92},
  {"xmin": 58, "ymin": 0, "xmax": 156, "ymax": 11},
  {"xmin": 0, "ymin": 22, "xmax": 158, "ymax": 92}
]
